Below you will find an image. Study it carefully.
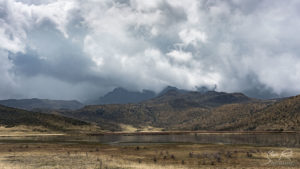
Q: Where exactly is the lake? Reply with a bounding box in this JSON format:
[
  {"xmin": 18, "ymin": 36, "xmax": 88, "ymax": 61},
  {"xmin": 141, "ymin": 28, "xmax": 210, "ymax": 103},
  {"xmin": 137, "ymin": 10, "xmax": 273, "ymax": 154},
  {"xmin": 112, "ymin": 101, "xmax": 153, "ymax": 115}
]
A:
[{"xmin": 1, "ymin": 133, "xmax": 300, "ymax": 147}]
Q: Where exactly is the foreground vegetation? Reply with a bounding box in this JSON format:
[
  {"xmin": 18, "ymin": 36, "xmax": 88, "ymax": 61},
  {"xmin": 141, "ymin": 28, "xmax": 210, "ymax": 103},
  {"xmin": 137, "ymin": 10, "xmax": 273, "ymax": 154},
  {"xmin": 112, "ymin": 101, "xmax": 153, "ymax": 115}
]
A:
[{"xmin": 0, "ymin": 142, "xmax": 299, "ymax": 169}]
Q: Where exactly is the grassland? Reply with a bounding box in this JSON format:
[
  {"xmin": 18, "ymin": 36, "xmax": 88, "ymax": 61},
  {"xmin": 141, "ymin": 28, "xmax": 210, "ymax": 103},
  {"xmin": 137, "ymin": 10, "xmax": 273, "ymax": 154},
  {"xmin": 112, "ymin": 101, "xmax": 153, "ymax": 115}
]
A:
[
  {"xmin": 0, "ymin": 104, "xmax": 103, "ymax": 135},
  {"xmin": 0, "ymin": 142, "xmax": 299, "ymax": 169}
]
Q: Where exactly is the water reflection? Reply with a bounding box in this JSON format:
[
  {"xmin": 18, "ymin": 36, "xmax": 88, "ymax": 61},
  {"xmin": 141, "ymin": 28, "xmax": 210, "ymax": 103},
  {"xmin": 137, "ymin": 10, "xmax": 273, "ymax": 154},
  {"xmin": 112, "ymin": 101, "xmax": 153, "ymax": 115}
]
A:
[{"xmin": 1, "ymin": 133, "xmax": 299, "ymax": 147}]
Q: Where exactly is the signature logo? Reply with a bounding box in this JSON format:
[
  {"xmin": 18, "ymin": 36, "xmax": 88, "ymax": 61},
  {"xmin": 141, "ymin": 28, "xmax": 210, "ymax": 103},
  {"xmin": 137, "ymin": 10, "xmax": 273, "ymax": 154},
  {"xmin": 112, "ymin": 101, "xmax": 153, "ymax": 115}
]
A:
[{"xmin": 265, "ymin": 149, "xmax": 297, "ymax": 166}]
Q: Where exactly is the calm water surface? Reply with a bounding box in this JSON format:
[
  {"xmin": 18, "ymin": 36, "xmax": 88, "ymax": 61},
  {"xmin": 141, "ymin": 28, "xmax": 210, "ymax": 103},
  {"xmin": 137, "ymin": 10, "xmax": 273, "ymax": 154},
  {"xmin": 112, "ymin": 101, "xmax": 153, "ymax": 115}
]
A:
[{"xmin": 1, "ymin": 133, "xmax": 300, "ymax": 147}]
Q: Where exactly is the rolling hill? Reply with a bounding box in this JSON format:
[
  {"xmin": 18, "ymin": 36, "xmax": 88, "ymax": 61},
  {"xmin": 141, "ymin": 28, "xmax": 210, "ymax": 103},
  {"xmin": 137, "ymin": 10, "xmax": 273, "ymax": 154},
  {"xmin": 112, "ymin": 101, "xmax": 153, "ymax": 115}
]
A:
[
  {"xmin": 190, "ymin": 95, "xmax": 300, "ymax": 131},
  {"xmin": 0, "ymin": 104, "xmax": 100, "ymax": 133},
  {"xmin": 61, "ymin": 90, "xmax": 273, "ymax": 131},
  {"xmin": 3, "ymin": 89, "xmax": 298, "ymax": 133},
  {"xmin": 240, "ymin": 95, "xmax": 300, "ymax": 131},
  {"xmin": 0, "ymin": 98, "xmax": 84, "ymax": 111}
]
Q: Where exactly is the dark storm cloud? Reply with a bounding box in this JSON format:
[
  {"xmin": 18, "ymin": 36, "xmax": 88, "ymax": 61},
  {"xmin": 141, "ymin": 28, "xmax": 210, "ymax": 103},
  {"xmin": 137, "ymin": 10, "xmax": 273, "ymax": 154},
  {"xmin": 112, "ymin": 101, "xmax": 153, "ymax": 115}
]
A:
[{"xmin": 0, "ymin": 0, "xmax": 300, "ymax": 101}]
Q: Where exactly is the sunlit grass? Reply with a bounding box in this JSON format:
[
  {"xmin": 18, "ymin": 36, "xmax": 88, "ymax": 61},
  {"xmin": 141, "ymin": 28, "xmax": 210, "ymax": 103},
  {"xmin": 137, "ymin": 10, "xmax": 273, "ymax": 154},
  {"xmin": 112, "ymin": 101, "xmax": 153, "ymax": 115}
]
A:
[{"xmin": 0, "ymin": 143, "xmax": 299, "ymax": 169}]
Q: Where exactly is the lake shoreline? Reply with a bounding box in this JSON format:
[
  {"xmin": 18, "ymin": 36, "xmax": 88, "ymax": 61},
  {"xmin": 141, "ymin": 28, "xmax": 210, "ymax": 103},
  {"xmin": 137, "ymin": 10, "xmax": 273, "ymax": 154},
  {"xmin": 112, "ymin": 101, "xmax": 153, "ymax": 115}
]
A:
[{"xmin": 89, "ymin": 130, "xmax": 299, "ymax": 136}]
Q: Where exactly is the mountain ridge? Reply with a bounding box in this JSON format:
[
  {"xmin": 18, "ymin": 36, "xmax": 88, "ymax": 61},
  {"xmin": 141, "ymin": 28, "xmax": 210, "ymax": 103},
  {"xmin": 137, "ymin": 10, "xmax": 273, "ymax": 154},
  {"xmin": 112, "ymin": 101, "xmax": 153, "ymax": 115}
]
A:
[
  {"xmin": 0, "ymin": 98, "xmax": 84, "ymax": 111},
  {"xmin": 95, "ymin": 87, "xmax": 156, "ymax": 104},
  {"xmin": 92, "ymin": 86, "xmax": 217, "ymax": 105},
  {"xmin": 2, "ymin": 87, "xmax": 299, "ymax": 132},
  {"xmin": 61, "ymin": 90, "xmax": 260, "ymax": 131}
]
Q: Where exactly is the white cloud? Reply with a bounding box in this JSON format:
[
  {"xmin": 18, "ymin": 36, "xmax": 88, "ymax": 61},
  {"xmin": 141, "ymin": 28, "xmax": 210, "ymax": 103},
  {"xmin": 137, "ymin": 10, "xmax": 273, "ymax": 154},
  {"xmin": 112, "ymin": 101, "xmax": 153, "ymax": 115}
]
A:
[
  {"xmin": 130, "ymin": 0, "xmax": 162, "ymax": 11},
  {"xmin": 179, "ymin": 28, "xmax": 207, "ymax": 46},
  {"xmin": 0, "ymin": 0, "xmax": 76, "ymax": 53},
  {"xmin": 167, "ymin": 50, "xmax": 193, "ymax": 63},
  {"xmin": 0, "ymin": 27, "xmax": 24, "ymax": 52},
  {"xmin": 0, "ymin": 50, "xmax": 17, "ymax": 99},
  {"xmin": 1, "ymin": 0, "xmax": 300, "ymax": 100}
]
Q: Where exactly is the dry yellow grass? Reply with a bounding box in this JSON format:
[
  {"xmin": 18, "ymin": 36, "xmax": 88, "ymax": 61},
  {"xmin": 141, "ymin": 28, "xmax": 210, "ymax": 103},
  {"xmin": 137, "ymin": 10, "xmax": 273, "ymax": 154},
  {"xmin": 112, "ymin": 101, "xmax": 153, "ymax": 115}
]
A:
[
  {"xmin": 0, "ymin": 123, "xmax": 102, "ymax": 136},
  {"xmin": 0, "ymin": 143, "xmax": 299, "ymax": 169},
  {"xmin": 0, "ymin": 126, "xmax": 64, "ymax": 137},
  {"xmin": 119, "ymin": 124, "xmax": 163, "ymax": 132}
]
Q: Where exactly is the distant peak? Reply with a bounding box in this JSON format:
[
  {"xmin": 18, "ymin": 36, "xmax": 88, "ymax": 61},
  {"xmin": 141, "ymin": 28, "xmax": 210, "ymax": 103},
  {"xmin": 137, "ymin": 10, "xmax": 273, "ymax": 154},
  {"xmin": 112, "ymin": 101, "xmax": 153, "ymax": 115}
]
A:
[
  {"xmin": 164, "ymin": 86, "xmax": 179, "ymax": 91},
  {"xmin": 112, "ymin": 87, "xmax": 127, "ymax": 92},
  {"xmin": 31, "ymin": 98, "xmax": 40, "ymax": 100},
  {"xmin": 158, "ymin": 86, "xmax": 188, "ymax": 96},
  {"xmin": 195, "ymin": 85, "xmax": 217, "ymax": 93},
  {"xmin": 97, "ymin": 87, "xmax": 156, "ymax": 104}
]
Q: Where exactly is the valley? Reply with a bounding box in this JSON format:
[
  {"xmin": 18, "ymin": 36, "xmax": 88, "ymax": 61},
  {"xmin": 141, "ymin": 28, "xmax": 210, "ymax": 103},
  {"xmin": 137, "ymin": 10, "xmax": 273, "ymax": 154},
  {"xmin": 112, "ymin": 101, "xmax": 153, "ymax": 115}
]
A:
[{"xmin": 0, "ymin": 88, "xmax": 299, "ymax": 169}]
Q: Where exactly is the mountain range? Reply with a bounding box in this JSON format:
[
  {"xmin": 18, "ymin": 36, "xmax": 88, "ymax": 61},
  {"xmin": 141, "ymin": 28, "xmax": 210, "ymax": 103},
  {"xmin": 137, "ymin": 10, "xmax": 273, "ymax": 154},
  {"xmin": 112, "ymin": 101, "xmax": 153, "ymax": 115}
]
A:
[
  {"xmin": 59, "ymin": 88, "xmax": 300, "ymax": 132},
  {"xmin": 0, "ymin": 86, "xmax": 299, "ymax": 132},
  {"xmin": 92, "ymin": 86, "xmax": 214, "ymax": 104}
]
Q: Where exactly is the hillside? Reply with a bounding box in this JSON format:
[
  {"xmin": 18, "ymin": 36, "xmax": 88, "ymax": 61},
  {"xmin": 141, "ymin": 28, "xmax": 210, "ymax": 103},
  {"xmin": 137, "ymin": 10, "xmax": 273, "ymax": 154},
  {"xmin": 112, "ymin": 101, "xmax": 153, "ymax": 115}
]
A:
[
  {"xmin": 184, "ymin": 95, "xmax": 300, "ymax": 131},
  {"xmin": 241, "ymin": 95, "xmax": 300, "ymax": 131},
  {"xmin": 0, "ymin": 105, "xmax": 100, "ymax": 134},
  {"xmin": 146, "ymin": 90, "xmax": 252, "ymax": 108},
  {"xmin": 59, "ymin": 89, "xmax": 300, "ymax": 132},
  {"xmin": 61, "ymin": 90, "xmax": 262, "ymax": 131},
  {"xmin": 0, "ymin": 99, "xmax": 84, "ymax": 111},
  {"xmin": 4, "ymin": 90, "xmax": 297, "ymax": 133}
]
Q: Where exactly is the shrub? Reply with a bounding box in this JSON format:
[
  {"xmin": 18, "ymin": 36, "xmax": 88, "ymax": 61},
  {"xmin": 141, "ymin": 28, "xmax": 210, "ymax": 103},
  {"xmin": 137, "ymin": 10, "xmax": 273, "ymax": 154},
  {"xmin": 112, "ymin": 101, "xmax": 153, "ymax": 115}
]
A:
[
  {"xmin": 247, "ymin": 152, "xmax": 253, "ymax": 158},
  {"xmin": 171, "ymin": 154, "xmax": 175, "ymax": 160},
  {"xmin": 153, "ymin": 157, "xmax": 157, "ymax": 163}
]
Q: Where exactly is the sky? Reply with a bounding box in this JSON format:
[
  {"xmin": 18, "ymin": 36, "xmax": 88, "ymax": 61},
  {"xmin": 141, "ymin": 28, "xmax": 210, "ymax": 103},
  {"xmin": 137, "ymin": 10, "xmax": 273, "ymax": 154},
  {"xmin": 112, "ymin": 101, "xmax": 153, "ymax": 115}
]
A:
[{"xmin": 0, "ymin": 0, "xmax": 300, "ymax": 101}]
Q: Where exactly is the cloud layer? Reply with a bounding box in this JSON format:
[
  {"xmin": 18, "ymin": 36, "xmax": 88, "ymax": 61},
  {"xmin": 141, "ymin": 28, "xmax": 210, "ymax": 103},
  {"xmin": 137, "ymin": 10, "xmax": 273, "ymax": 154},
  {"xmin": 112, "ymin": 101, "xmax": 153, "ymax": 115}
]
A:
[{"xmin": 1, "ymin": 0, "xmax": 300, "ymax": 101}]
